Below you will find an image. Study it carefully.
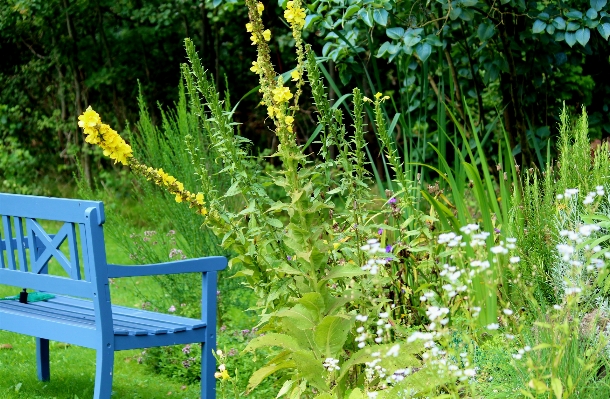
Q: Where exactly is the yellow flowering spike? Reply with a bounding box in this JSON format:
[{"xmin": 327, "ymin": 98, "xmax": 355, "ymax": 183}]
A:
[
  {"xmin": 257, "ymin": 2, "xmax": 264, "ymax": 14},
  {"xmin": 78, "ymin": 107, "xmax": 132, "ymax": 165},
  {"xmin": 285, "ymin": 115, "xmax": 294, "ymax": 124},
  {"xmin": 290, "ymin": 70, "xmax": 300, "ymax": 81},
  {"xmin": 284, "ymin": 1, "xmax": 306, "ymax": 29},
  {"xmin": 272, "ymin": 86, "xmax": 293, "ymax": 103},
  {"xmin": 246, "ymin": 22, "xmax": 253, "ymax": 32},
  {"xmin": 263, "ymin": 29, "xmax": 271, "ymax": 42},
  {"xmin": 175, "ymin": 194, "xmax": 183, "ymax": 203},
  {"xmin": 195, "ymin": 192, "xmax": 205, "ymax": 205}
]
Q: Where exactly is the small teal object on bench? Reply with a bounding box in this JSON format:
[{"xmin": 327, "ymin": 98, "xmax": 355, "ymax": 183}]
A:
[{"xmin": 0, "ymin": 193, "xmax": 227, "ymax": 399}]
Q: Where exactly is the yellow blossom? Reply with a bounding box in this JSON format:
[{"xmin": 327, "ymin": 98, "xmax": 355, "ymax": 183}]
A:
[
  {"xmin": 285, "ymin": 115, "xmax": 294, "ymax": 125},
  {"xmin": 195, "ymin": 192, "xmax": 204, "ymax": 205},
  {"xmin": 246, "ymin": 23, "xmax": 253, "ymax": 32},
  {"xmin": 284, "ymin": 1, "xmax": 306, "ymax": 29},
  {"xmin": 272, "ymin": 86, "xmax": 293, "ymax": 103},
  {"xmin": 257, "ymin": 2, "xmax": 264, "ymax": 14},
  {"xmin": 214, "ymin": 369, "xmax": 230, "ymax": 380},
  {"xmin": 375, "ymin": 92, "xmax": 383, "ymax": 99},
  {"xmin": 175, "ymin": 194, "xmax": 183, "ymax": 203},
  {"xmin": 250, "ymin": 34, "xmax": 258, "ymax": 45},
  {"xmin": 263, "ymin": 29, "xmax": 271, "ymax": 42},
  {"xmin": 78, "ymin": 107, "xmax": 101, "ymax": 129},
  {"xmin": 290, "ymin": 70, "xmax": 300, "ymax": 81},
  {"xmin": 250, "ymin": 61, "xmax": 261, "ymax": 74},
  {"xmin": 267, "ymin": 105, "xmax": 279, "ymax": 118}
]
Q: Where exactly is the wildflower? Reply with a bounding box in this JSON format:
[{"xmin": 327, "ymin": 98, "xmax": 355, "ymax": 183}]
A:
[
  {"xmin": 375, "ymin": 92, "xmax": 383, "ymax": 99},
  {"xmin": 182, "ymin": 345, "xmax": 191, "ymax": 354},
  {"xmin": 272, "ymin": 86, "xmax": 293, "ymax": 103},
  {"xmin": 256, "ymin": 2, "xmax": 264, "ymax": 14},
  {"xmin": 250, "ymin": 61, "xmax": 262, "ymax": 73},
  {"xmin": 168, "ymin": 305, "xmax": 176, "ymax": 313},
  {"xmin": 509, "ymin": 256, "xmax": 520, "ymax": 263},
  {"xmin": 214, "ymin": 369, "xmax": 230, "ymax": 380},
  {"xmin": 216, "ymin": 349, "xmax": 224, "ymax": 357},
  {"xmin": 245, "ymin": 23, "xmax": 253, "ymax": 32},
  {"xmin": 486, "ymin": 323, "xmax": 499, "ymax": 330},
  {"xmin": 503, "ymin": 309, "xmax": 514, "ymax": 315},
  {"xmin": 388, "ymin": 197, "xmax": 397, "ymax": 204},
  {"xmin": 356, "ymin": 314, "xmax": 368, "ymax": 322},
  {"xmin": 284, "ymin": 1, "xmax": 306, "ymax": 29},
  {"xmin": 263, "ymin": 29, "xmax": 271, "ymax": 41},
  {"xmin": 285, "ymin": 115, "xmax": 294, "ymax": 125},
  {"xmin": 290, "ymin": 70, "xmax": 300, "ymax": 81}
]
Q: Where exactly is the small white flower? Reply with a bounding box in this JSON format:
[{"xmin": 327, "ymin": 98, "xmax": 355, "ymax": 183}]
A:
[
  {"xmin": 509, "ymin": 256, "xmax": 520, "ymax": 263},
  {"xmin": 503, "ymin": 309, "xmax": 514, "ymax": 315},
  {"xmin": 486, "ymin": 323, "xmax": 500, "ymax": 330},
  {"xmin": 553, "ymin": 304, "xmax": 562, "ymax": 310}
]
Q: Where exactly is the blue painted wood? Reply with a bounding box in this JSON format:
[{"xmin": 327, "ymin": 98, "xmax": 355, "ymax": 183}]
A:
[
  {"xmin": 36, "ymin": 337, "xmax": 50, "ymax": 381},
  {"xmin": 0, "ymin": 193, "xmax": 226, "ymax": 399}
]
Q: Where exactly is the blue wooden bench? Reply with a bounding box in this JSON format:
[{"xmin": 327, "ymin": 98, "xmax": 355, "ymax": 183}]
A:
[{"xmin": 0, "ymin": 193, "xmax": 226, "ymax": 398}]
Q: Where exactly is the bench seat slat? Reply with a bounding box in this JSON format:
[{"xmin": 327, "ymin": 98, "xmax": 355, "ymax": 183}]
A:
[
  {"xmin": 50, "ymin": 295, "xmax": 206, "ymax": 329},
  {"xmin": 0, "ymin": 295, "xmax": 204, "ymax": 336}
]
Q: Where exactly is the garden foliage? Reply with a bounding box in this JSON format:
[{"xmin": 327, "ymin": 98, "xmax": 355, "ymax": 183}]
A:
[{"xmin": 75, "ymin": 1, "xmax": 610, "ymax": 398}]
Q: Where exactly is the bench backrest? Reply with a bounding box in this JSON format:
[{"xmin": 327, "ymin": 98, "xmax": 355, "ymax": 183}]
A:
[{"xmin": 0, "ymin": 194, "xmax": 108, "ymax": 300}]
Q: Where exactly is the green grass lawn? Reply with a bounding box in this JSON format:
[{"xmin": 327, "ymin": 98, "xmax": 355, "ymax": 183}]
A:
[{"xmin": 0, "ymin": 227, "xmax": 207, "ymax": 399}]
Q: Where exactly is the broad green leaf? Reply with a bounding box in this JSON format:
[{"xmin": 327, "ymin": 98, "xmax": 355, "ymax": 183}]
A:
[
  {"xmin": 551, "ymin": 378, "xmax": 563, "ymax": 399},
  {"xmin": 314, "ymin": 393, "xmax": 335, "ymax": 399},
  {"xmin": 361, "ymin": 8, "xmax": 374, "ymax": 27},
  {"xmin": 553, "ymin": 17, "xmax": 566, "ymax": 30},
  {"xmin": 414, "ymin": 42, "xmax": 432, "ymax": 62},
  {"xmin": 555, "ymin": 31, "xmax": 566, "ymax": 41},
  {"xmin": 598, "ymin": 23, "xmax": 610, "ymax": 40},
  {"xmin": 532, "ymin": 20, "xmax": 547, "ymax": 34},
  {"xmin": 244, "ymin": 333, "xmax": 305, "ymax": 353},
  {"xmin": 275, "ymin": 304, "xmax": 318, "ymax": 329},
  {"xmin": 376, "ymin": 41, "xmax": 391, "ymax": 57},
  {"xmin": 567, "ymin": 21, "xmax": 580, "ymax": 31},
  {"xmin": 538, "ymin": 12, "xmax": 550, "ymax": 21},
  {"xmin": 304, "ymin": 14, "xmax": 321, "ymax": 30},
  {"xmin": 403, "ymin": 32, "xmax": 422, "ymax": 47},
  {"xmin": 298, "ymin": 292, "xmax": 325, "ymax": 315},
  {"xmin": 591, "ymin": 0, "xmax": 607, "ymax": 11},
  {"xmin": 314, "ymin": 315, "xmax": 353, "ymax": 357},
  {"xmin": 477, "ymin": 22, "xmax": 495, "ymax": 40},
  {"xmin": 566, "ymin": 10, "xmax": 583, "ymax": 19},
  {"xmin": 348, "ymin": 388, "xmax": 364, "ymax": 399},
  {"xmin": 529, "ymin": 378, "xmax": 548, "ymax": 393},
  {"xmin": 586, "ymin": 7, "xmax": 598, "ymax": 19},
  {"xmin": 565, "ymin": 31, "xmax": 577, "ymax": 46},
  {"xmin": 291, "ymin": 350, "xmax": 327, "ymax": 391},
  {"xmin": 449, "ymin": 7, "xmax": 462, "ymax": 20},
  {"xmin": 386, "ymin": 27, "xmax": 405, "ymax": 40},
  {"xmin": 247, "ymin": 359, "xmax": 297, "ymax": 391},
  {"xmin": 277, "ymin": 380, "xmax": 294, "ymax": 398},
  {"xmin": 575, "ymin": 27, "xmax": 591, "ymax": 46},
  {"xmin": 373, "ymin": 9, "xmax": 389, "ymax": 26},
  {"xmin": 459, "ymin": 8, "xmax": 475, "ymax": 21},
  {"xmin": 267, "ymin": 218, "xmax": 284, "ymax": 228},
  {"xmin": 323, "ymin": 263, "xmax": 366, "ymax": 280},
  {"xmin": 344, "ymin": 4, "xmax": 360, "ymax": 20},
  {"xmin": 546, "ymin": 24, "xmax": 556, "ymax": 34},
  {"xmin": 460, "ymin": 0, "xmax": 478, "ymax": 7}
]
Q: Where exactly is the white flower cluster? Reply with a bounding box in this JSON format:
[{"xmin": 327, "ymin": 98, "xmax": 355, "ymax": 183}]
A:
[
  {"xmin": 360, "ymin": 239, "xmax": 388, "ymax": 275},
  {"xmin": 354, "ymin": 313, "xmax": 392, "ymax": 349},
  {"xmin": 323, "ymin": 357, "xmax": 340, "ymax": 372},
  {"xmin": 511, "ymin": 345, "xmax": 531, "ymax": 360},
  {"xmin": 438, "ymin": 232, "xmax": 463, "ymax": 247}
]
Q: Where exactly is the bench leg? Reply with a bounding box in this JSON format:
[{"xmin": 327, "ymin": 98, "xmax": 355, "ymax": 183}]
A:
[
  {"xmin": 93, "ymin": 348, "xmax": 114, "ymax": 399},
  {"xmin": 36, "ymin": 338, "xmax": 50, "ymax": 381},
  {"xmin": 201, "ymin": 340, "xmax": 216, "ymax": 399}
]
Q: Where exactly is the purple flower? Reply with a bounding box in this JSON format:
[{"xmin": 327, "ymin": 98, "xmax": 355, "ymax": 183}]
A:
[
  {"xmin": 168, "ymin": 305, "xmax": 176, "ymax": 313},
  {"xmin": 241, "ymin": 329, "xmax": 250, "ymax": 336},
  {"xmin": 182, "ymin": 360, "xmax": 191, "ymax": 368},
  {"xmin": 385, "ymin": 245, "xmax": 392, "ymax": 253},
  {"xmin": 378, "ymin": 228, "xmax": 383, "ymax": 235},
  {"xmin": 228, "ymin": 348, "xmax": 238, "ymax": 357},
  {"xmin": 287, "ymin": 255, "xmax": 292, "ymax": 261},
  {"xmin": 220, "ymin": 325, "xmax": 227, "ymax": 332},
  {"xmin": 182, "ymin": 345, "xmax": 191, "ymax": 354},
  {"xmin": 494, "ymin": 228, "xmax": 501, "ymax": 234},
  {"xmin": 389, "ymin": 198, "xmax": 397, "ymax": 204}
]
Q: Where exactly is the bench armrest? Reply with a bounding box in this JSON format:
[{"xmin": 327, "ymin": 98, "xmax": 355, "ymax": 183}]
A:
[{"xmin": 107, "ymin": 256, "xmax": 227, "ymax": 278}]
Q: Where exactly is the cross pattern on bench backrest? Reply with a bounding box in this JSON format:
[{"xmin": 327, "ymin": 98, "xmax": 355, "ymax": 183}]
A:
[{"xmin": 1, "ymin": 215, "xmax": 83, "ymax": 280}]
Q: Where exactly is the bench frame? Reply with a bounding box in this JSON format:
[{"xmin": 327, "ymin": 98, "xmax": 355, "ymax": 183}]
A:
[{"xmin": 0, "ymin": 193, "xmax": 226, "ymax": 398}]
